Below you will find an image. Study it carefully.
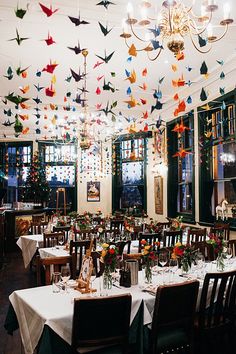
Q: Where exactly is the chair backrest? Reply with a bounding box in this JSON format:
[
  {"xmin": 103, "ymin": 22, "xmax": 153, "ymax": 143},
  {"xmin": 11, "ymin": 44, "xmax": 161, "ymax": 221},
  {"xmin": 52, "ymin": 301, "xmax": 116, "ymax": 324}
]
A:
[
  {"xmin": 91, "ymin": 251, "xmax": 104, "ymax": 277},
  {"xmin": 156, "ymin": 221, "xmax": 172, "ymax": 230},
  {"xmin": 69, "ymin": 239, "xmax": 91, "ymax": 279},
  {"xmin": 43, "ymin": 232, "xmax": 65, "ymax": 248},
  {"xmin": 191, "ymin": 241, "xmax": 215, "ymax": 261},
  {"xmin": 150, "ymin": 280, "xmax": 199, "ymax": 354},
  {"xmin": 109, "ymin": 240, "xmax": 131, "ymax": 256},
  {"xmin": 32, "ymin": 213, "xmax": 45, "ymax": 223},
  {"xmin": 110, "ymin": 219, "xmax": 124, "ymax": 232},
  {"xmin": 53, "ymin": 225, "xmax": 71, "ymax": 242},
  {"xmin": 163, "ymin": 230, "xmax": 183, "ymax": 247},
  {"xmin": 138, "ymin": 233, "xmax": 162, "ymax": 252},
  {"xmin": 187, "ymin": 228, "xmax": 207, "ymax": 244},
  {"xmin": 213, "ymin": 222, "xmax": 230, "ymax": 240},
  {"xmin": 197, "ymin": 270, "xmax": 236, "ymax": 331},
  {"xmin": 71, "ymin": 294, "xmax": 131, "ymax": 353},
  {"xmin": 36, "ymin": 255, "xmax": 72, "ymax": 285},
  {"xmin": 30, "ymin": 221, "xmax": 48, "ymax": 235},
  {"xmin": 228, "ymin": 239, "xmax": 236, "ymax": 257}
]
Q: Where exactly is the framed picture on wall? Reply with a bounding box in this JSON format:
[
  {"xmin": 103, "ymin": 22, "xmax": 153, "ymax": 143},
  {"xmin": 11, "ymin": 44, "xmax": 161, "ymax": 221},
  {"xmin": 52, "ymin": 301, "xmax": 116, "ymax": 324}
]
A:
[
  {"xmin": 87, "ymin": 181, "xmax": 100, "ymax": 202},
  {"xmin": 154, "ymin": 176, "xmax": 163, "ymax": 214}
]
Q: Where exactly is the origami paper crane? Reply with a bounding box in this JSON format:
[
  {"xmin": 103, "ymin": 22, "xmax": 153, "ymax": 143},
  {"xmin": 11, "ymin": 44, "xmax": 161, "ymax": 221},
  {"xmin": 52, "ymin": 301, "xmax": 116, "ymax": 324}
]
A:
[
  {"xmin": 15, "ymin": 4, "xmax": 28, "ymax": 19},
  {"xmin": 9, "ymin": 29, "xmax": 29, "ymax": 45},
  {"xmin": 126, "ymin": 70, "xmax": 136, "ymax": 84},
  {"xmin": 173, "ymin": 148, "xmax": 191, "ymax": 158},
  {"xmin": 96, "ymin": 50, "xmax": 115, "ymax": 63},
  {"xmin": 96, "ymin": 1, "xmax": 115, "ymax": 9},
  {"xmin": 39, "ymin": 3, "xmax": 59, "ymax": 17},
  {"xmin": 68, "ymin": 41, "xmax": 86, "ymax": 55},
  {"xmin": 68, "ymin": 13, "xmax": 90, "ymax": 26},
  {"xmin": 19, "ymin": 85, "xmax": 30, "ymax": 94},
  {"xmin": 172, "ymin": 117, "xmax": 189, "ymax": 133},
  {"xmin": 42, "ymin": 61, "xmax": 58, "ymax": 74},
  {"xmin": 45, "ymin": 84, "xmax": 56, "ymax": 97},
  {"xmin": 98, "ymin": 22, "xmax": 113, "ymax": 36},
  {"xmin": 128, "ymin": 44, "xmax": 137, "ymax": 57},
  {"xmin": 44, "ymin": 32, "xmax": 56, "ymax": 45}
]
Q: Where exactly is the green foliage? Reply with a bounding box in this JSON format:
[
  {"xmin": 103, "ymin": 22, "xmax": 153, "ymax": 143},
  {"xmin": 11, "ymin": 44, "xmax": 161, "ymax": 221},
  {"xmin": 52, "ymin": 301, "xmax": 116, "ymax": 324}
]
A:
[{"xmin": 23, "ymin": 151, "xmax": 51, "ymax": 203}]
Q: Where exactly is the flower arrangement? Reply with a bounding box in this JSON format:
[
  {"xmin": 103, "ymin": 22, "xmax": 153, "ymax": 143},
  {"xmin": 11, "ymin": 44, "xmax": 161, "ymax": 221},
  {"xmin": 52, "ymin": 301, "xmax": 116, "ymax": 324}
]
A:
[
  {"xmin": 172, "ymin": 242, "xmax": 197, "ymax": 273},
  {"xmin": 100, "ymin": 243, "xmax": 119, "ymax": 272},
  {"xmin": 124, "ymin": 216, "xmax": 135, "ymax": 233},
  {"xmin": 140, "ymin": 240, "xmax": 159, "ymax": 283},
  {"xmin": 207, "ymin": 234, "xmax": 227, "ymax": 271},
  {"xmin": 170, "ymin": 216, "xmax": 183, "ymax": 231}
]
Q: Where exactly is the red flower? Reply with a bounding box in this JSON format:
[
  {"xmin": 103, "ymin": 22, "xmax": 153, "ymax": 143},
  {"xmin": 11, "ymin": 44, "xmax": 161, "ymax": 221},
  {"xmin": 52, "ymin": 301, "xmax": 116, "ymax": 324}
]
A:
[
  {"xmin": 109, "ymin": 248, "xmax": 115, "ymax": 255},
  {"xmin": 141, "ymin": 239, "xmax": 147, "ymax": 245}
]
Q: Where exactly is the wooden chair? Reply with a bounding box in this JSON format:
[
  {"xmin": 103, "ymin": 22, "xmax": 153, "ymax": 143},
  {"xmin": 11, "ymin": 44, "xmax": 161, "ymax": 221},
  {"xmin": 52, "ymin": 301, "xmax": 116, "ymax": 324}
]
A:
[
  {"xmin": 91, "ymin": 251, "xmax": 104, "ymax": 277},
  {"xmin": 71, "ymin": 294, "xmax": 131, "ymax": 354},
  {"xmin": 195, "ymin": 270, "xmax": 236, "ymax": 353},
  {"xmin": 53, "ymin": 225, "xmax": 71, "ymax": 242},
  {"xmin": 187, "ymin": 228, "xmax": 207, "ymax": 244},
  {"xmin": 110, "ymin": 219, "xmax": 124, "ymax": 232},
  {"xmin": 36, "ymin": 255, "xmax": 72, "ymax": 286},
  {"xmin": 228, "ymin": 239, "xmax": 236, "ymax": 257},
  {"xmin": 150, "ymin": 280, "xmax": 199, "ymax": 354},
  {"xmin": 162, "ymin": 230, "xmax": 183, "ymax": 247},
  {"xmin": 191, "ymin": 241, "xmax": 215, "ymax": 261},
  {"xmin": 43, "ymin": 232, "xmax": 65, "ymax": 248},
  {"xmin": 156, "ymin": 221, "xmax": 172, "ymax": 230},
  {"xmin": 69, "ymin": 239, "xmax": 91, "ymax": 279},
  {"xmin": 30, "ymin": 221, "xmax": 48, "ymax": 235},
  {"xmin": 213, "ymin": 222, "xmax": 230, "ymax": 240},
  {"xmin": 109, "ymin": 240, "xmax": 131, "ymax": 256},
  {"xmin": 138, "ymin": 233, "xmax": 162, "ymax": 252},
  {"xmin": 32, "ymin": 213, "xmax": 45, "ymax": 223}
]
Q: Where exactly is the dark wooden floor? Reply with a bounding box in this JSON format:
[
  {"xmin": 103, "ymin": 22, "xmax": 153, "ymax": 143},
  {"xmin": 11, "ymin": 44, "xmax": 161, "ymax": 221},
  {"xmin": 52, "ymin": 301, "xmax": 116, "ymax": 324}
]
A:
[{"xmin": 0, "ymin": 251, "xmax": 36, "ymax": 354}]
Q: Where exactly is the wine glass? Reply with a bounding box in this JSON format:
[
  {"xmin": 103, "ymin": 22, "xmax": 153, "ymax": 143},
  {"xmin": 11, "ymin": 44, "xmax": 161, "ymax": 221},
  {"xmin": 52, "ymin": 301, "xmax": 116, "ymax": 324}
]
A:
[
  {"xmin": 58, "ymin": 236, "xmax": 64, "ymax": 247},
  {"xmin": 61, "ymin": 265, "xmax": 71, "ymax": 292},
  {"xmin": 195, "ymin": 252, "xmax": 205, "ymax": 278},
  {"xmin": 169, "ymin": 258, "xmax": 178, "ymax": 283},
  {"xmin": 226, "ymin": 247, "xmax": 232, "ymax": 266},
  {"xmin": 159, "ymin": 251, "xmax": 169, "ymax": 284}
]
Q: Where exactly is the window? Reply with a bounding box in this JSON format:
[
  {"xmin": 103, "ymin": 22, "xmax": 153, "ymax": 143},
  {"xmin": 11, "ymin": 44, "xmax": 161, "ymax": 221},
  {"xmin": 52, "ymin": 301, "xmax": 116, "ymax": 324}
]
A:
[
  {"xmin": 39, "ymin": 142, "xmax": 77, "ymax": 211},
  {"xmin": 198, "ymin": 89, "xmax": 236, "ymax": 225},
  {"xmin": 0, "ymin": 142, "xmax": 32, "ymax": 204},
  {"xmin": 112, "ymin": 133, "xmax": 150, "ymax": 215},
  {"xmin": 167, "ymin": 112, "xmax": 194, "ymax": 222}
]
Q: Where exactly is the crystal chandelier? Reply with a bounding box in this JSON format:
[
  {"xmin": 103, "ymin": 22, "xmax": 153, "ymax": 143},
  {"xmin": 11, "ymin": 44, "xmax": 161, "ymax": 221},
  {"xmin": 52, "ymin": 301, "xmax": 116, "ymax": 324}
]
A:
[{"xmin": 120, "ymin": 1, "xmax": 234, "ymax": 60}]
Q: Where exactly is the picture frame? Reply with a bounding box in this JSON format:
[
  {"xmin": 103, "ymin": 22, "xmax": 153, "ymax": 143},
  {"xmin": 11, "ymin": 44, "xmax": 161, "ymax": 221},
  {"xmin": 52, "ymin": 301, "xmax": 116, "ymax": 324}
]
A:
[
  {"xmin": 154, "ymin": 176, "xmax": 163, "ymax": 214},
  {"xmin": 87, "ymin": 181, "xmax": 100, "ymax": 202}
]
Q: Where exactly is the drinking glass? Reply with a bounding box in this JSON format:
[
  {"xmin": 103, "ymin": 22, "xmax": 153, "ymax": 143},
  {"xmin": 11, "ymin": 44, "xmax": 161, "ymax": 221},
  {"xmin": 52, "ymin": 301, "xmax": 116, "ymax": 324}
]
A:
[
  {"xmin": 196, "ymin": 253, "xmax": 205, "ymax": 278},
  {"xmin": 58, "ymin": 236, "xmax": 64, "ymax": 246},
  {"xmin": 226, "ymin": 247, "xmax": 232, "ymax": 266},
  {"xmin": 52, "ymin": 272, "xmax": 61, "ymax": 293},
  {"xmin": 61, "ymin": 265, "xmax": 71, "ymax": 292},
  {"xmin": 169, "ymin": 258, "xmax": 178, "ymax": 283},
  {"xmin": 159, "ymin": 251, "xmax": 169, "ymax": 284}
]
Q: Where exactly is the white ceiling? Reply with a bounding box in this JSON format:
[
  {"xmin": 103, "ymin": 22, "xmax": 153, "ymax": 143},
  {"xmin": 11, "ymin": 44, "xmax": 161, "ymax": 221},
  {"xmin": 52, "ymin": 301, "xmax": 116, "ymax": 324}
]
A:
[{"xmin": 0, "ymin": 0, "xmax": 236, "ymax": 141}]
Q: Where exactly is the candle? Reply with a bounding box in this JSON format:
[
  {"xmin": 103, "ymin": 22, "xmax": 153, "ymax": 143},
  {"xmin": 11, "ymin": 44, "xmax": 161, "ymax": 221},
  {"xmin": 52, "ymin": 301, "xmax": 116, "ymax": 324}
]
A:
[
  {"xmin": 127, "ymin": 2, "xmax": 134, "ymax": 18},
  {"xmin": 207, "ymin": 23, "xmax": 213, "ymax": 37},
  {"xmin": 140, "ymin": 6, "xmax": 147, "ymax": 21},
  {"xmin": 223, "ymin": 3, "xmax": 230, "ymax": 20}
]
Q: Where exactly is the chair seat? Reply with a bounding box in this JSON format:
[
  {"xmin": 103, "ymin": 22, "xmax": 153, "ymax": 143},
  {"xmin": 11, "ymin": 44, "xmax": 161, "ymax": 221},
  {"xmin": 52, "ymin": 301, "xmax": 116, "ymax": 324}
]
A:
[{"xmin": 157, "ymin": 327, "xmax": 190, "ymax": 352}]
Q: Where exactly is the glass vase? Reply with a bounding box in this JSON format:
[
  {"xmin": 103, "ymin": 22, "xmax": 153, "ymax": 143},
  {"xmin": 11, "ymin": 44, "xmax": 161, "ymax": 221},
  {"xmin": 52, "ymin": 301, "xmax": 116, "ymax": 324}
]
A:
[
  {"xmin": 216, "ymin": 252, "xmax": 225, "ymax": 272},
  {"xmin": 181, "ymin": 258, "xmax": 191, "ymax": 275},
  {"xmin": 103, "ymin": 266, "xmax": 113, "ymax": 290},
  {"xmin": 143, "ymin": 262, "xmax": 152, "ymax": 284}
]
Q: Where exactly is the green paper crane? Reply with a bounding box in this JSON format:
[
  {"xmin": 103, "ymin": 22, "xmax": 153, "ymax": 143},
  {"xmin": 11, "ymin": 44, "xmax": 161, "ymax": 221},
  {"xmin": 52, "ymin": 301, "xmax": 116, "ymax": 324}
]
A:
[
  {"xmin": 5, "ymin": 92, "xmax": 29, "ymax": 105},
  {"xmin": 14, "ymin": 115, "xmax": 23, "ymax": 134},
  {"xmin": 9, "ymin": 29, "xmax": 29, "ymax": 45},
  {"xmin": 15, "ymin": 3, "xmax": 29, "ymax": 19}
]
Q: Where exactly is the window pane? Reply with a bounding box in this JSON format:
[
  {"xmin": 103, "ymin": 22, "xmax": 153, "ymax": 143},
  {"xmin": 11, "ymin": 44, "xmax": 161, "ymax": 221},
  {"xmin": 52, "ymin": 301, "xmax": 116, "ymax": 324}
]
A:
[
  {"xmin": 122, "ymin": 162, "xmax": 143, "ymax": 185},
  {"xmin": 213, "ymin": 142, "xmax": 236, "ymax": 180},
  {"xmin": 179, "ymin": 154, "xmax": 193, "ymax": 183},
  {"xmin": 120, "ymin": 185, "xmax": 143, "ymax": 209},
  {"xmin": 46, "ymin": 165, "xmax": 75, "ymax": 186},
  {"xmin": 178, "ymin": 184, "xmax": 192, "ymax": 213}
]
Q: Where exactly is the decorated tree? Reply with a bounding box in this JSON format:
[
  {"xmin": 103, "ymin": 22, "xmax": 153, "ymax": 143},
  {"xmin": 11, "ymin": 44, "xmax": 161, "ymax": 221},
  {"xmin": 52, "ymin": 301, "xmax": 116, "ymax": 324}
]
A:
[{"xmin": 23, "ymin": 151, "xmax": 51, "ymax": 204}]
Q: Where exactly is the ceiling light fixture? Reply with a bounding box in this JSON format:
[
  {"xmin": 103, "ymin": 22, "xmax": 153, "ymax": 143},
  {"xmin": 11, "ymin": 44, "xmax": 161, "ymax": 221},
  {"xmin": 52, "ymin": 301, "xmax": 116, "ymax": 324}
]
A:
[{"xmin": 120, "ymin": 0, "xmax": 234, "ymax": 60}]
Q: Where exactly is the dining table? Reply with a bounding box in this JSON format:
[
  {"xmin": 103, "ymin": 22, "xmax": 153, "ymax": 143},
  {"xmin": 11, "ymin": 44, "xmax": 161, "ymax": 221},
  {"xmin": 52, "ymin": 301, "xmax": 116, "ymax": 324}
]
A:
[{"xmin": 5, "ymin": 259, "xmax": 236, "ymax": 354}]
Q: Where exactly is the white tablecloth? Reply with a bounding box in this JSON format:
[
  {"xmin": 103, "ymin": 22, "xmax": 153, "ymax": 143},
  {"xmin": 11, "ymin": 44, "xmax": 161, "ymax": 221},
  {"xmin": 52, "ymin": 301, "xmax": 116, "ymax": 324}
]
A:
[
  {"xmin": 39, "ymin": 246, "xmax": 69, "ymax": 258},
  {"xmin": 16, "ymin": 234, "xmax": 43, "ymax": 268}
]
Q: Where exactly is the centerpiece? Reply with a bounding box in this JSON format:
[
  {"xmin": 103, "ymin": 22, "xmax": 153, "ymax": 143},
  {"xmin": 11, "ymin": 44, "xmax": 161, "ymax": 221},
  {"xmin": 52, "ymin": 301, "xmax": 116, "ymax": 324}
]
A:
[
  {"xmin": 140, "ymin": 240, "xmax": 159, "ymax": 283},
  {"xmin": 172, "ymin": 242, "xmax": 197, "ymax": 274},
  {"xmin": 207, "ymin": 234, "xmax": 227, "ymax": 272},
  {"xmin": 100, "ymin": 243, "xmax": 119, "ymax": 289}
]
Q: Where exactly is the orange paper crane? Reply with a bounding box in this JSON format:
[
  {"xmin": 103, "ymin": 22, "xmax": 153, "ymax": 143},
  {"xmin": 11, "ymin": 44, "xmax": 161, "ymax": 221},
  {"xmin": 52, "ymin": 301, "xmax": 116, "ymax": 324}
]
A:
[
  {"xmin": 128, "ymin": 44, "xmax": 137, "ymax": 57},
  {"xmin": 173, "ymin": 147, "xmax": 191, "ymax": 158},
  {"xmin": 139, "ymin": 83, "xmax": 147, "ymax": 90},
  {"xmin": 19, "ymin": 85, "xmax": 30, "ymax": 94},
  {"xmin": 172, "ymin": 118, "xmax": 190, "ymax": 134},
  {"xmin": 124, "ymin": 96, "xmax": 140, "ymax": 108},
  {"xmin": 172, "ymin": 74, "xmax": 185, "ymax": 87},
  {"xmin": 126, "ymin": 69, "xmax": 136, "ymax": 84}
]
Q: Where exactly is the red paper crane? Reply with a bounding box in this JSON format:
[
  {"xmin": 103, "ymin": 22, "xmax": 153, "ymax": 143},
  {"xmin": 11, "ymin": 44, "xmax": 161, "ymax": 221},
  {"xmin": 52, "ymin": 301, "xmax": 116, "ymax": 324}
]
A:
[
  {"xmin": 42, "ymin": 61, "xmax": 58, "ymax": 74},
  {"xmin": 44, "ymin": 32, "xmax": 56, "ymax": 45},
  {"xmin": 173, "ymin": 148, "xmax": 191, "ymax": 158},
  {"xmin": 172, "ymin": 118, "xmax": 190, "ymax": 133},
  {"xmin": 45, "ymin": 84, "xmax": 56, "ymax": 97},
  {"xmin": 39, "ymin": 3, "xmax": 59, "ymax": 17}
]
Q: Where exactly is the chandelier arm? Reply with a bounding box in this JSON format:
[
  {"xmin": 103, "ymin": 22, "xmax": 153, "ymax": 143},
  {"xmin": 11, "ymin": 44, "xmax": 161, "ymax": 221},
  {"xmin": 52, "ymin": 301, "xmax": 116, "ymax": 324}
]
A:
[
  {"xmin": 130, "ymin": 21, "xmax": 148, "ymax": 42},
  {"xmin": 168, "ymin": 6, "xmax": 173, "ymax": 33},
  {"xmin": 189, "ymin": 30, "xmax": 212, "ymax": 53},
  {"xmin": 189, "ymin": 11, "xmax": 213, "ymax": 36},
  {"xmin": 208, "ymin": 23, "xmax": 228, "ymax": 43},
  {"xmin": 124, "ymin": 37, "xmax": 153, "ymax": 52},
  {"xmin": 147, "ymin": 48, "xmax": 162, "ymax": 61}
]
